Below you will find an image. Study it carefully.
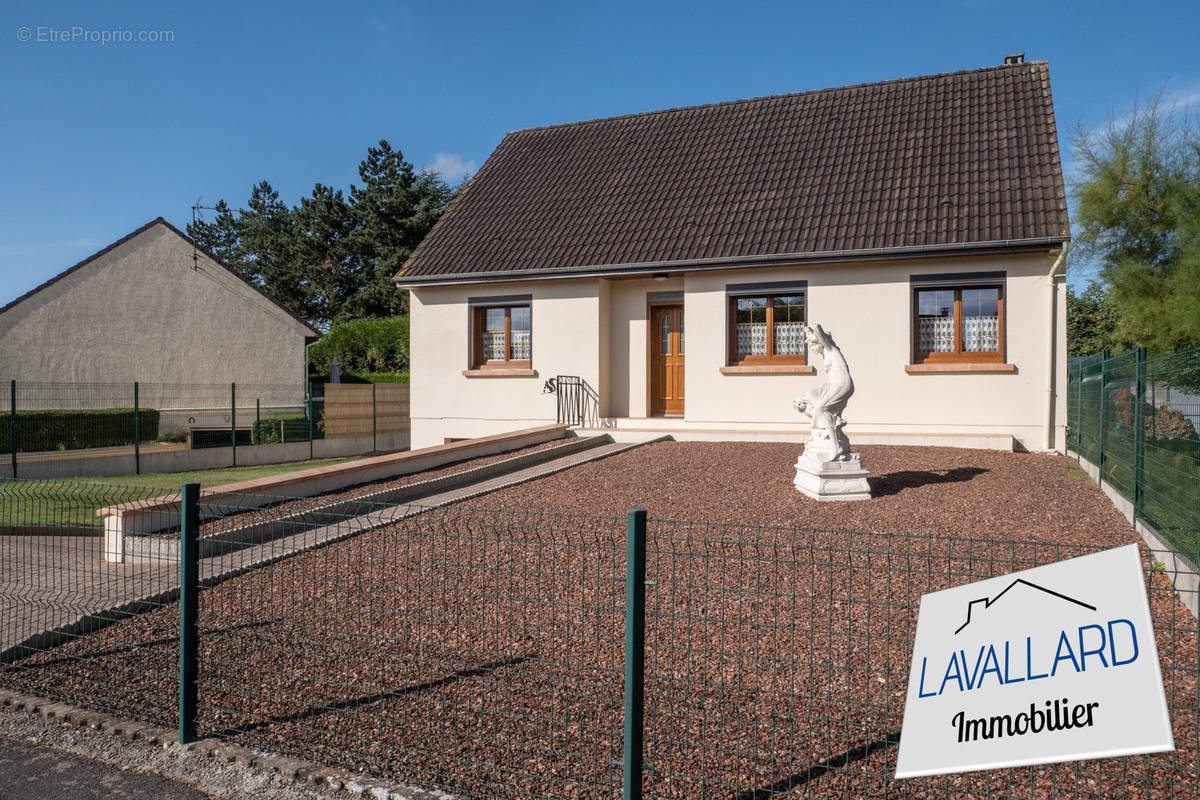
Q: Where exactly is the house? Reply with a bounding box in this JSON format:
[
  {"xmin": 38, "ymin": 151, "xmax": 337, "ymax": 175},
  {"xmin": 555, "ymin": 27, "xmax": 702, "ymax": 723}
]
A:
[
  {"xmin": 397, "ymin": 57, "xmax": 1070, "ymax": 453},
  {"xmin": 0, "ymin": 218, "xmax": 319, "ymax": 388}
]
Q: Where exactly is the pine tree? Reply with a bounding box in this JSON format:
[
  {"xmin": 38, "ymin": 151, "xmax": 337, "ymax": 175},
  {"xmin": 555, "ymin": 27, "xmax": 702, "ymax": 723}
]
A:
[
  {"xmin": 186, "ymin": 140, "xmax": 458, "ymax": 329},
  {"xmin": 1071, "ymin": 99, "xmax": 1200, "ymax": 353}
]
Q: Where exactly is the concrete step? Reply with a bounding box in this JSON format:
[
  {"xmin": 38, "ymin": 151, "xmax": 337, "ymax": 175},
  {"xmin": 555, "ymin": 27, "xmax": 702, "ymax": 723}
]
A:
[{"xmin": 577, "ymin": 423, "xmax": 1014, "ymax": 450}]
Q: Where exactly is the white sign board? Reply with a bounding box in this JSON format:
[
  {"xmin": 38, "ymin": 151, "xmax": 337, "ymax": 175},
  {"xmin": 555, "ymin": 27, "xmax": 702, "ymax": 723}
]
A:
[{"xmin": 895, "ymin": 544, "xmax": 1173, "ymax": 778}]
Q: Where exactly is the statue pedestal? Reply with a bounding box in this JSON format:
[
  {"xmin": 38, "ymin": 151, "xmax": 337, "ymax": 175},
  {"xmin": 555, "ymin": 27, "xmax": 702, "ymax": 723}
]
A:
[{"xmin": 793, "ymin": 451, "xmax": 871, "ymax": 502}]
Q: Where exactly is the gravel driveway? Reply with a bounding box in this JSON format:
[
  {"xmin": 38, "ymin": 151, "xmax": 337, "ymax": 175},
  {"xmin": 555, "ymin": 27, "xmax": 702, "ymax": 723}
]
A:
[{"xmin": 1, "ymin": 442, "xmax": 1195, "ymax": 799}]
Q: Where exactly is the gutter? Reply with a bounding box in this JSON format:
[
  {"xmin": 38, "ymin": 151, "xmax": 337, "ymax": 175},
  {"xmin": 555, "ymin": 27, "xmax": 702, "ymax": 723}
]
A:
[
  {"xmin": 1044, "ymin": 249, "xmax": 1066, "ymax": 452},
  {"xmin": 395, "ymin": 236, "xmax": 1070, "ymax": 288}
]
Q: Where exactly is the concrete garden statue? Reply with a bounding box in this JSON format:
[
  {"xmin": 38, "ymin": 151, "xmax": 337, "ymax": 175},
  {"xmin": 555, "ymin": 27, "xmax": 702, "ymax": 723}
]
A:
[{"xmin": 792, "ymin": 324, "xmax": 871, "ymax": 501}]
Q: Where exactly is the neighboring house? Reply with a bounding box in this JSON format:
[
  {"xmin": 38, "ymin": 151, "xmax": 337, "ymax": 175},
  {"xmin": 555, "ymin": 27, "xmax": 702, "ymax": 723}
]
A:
[
  {"xmin": 397, "ymin": 57, "xmax": 1070, "ymax": 453},
  {"xmin": 0, "ymin": 218, "xmax": 319, "ymax": 387}
]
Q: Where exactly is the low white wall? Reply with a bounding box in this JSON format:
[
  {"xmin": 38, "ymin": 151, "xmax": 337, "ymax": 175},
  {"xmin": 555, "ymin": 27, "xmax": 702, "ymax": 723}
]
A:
[{"xmin": 0, "ymin": 432, "xmax": 410, "ymax": 481}]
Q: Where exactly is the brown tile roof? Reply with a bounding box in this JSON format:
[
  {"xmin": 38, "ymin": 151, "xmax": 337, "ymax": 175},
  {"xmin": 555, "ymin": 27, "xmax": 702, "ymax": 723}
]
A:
[{"xmin": 399, "ymin": 61, "xmax": 1068, "ymax": 284}]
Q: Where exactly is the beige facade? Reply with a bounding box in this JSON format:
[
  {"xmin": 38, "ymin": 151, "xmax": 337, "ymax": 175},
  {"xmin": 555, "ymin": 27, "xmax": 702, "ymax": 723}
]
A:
[
  {"xmin": 0, "ymin": 220, "xmax": 317, "ymax": 386},
  {"xmin": 409, "ymin": 251, "xmax": 1067, "ymax": 453}
]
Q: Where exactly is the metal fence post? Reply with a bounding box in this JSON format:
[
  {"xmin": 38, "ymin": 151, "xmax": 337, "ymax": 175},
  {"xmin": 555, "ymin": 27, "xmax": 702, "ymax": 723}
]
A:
[
  {"xmin": 133, "ymin": 382, "xmax": 141, "ymax": 475},
  {"xmin": 1133, "ymin": 346, "xmax": 1147, "ymax": 522},
  {"xmin": 179, "ymin": 482, "xmax": 200, "ymax": 744},
  {"xmin": 9, "ymin": 380, "xmax": 16, "ymax": 480},
  {"xmin": 307, "ymin": 394, "xmax": 314, "ymax": 460},
  {"xmin": 255, "ymin": 398, "xmax": 261, "ymax": 445},
  {"xmin": 230, "ymin": 382, "xmax": 237, "ymax": 468},
  {"xmin": 1097, "ymin": 350, "xmax": 1109, "ymax": 488},
  {"xmin": 624, "ymin": 508, "xmax": 647, "ymax": 800},
  {"xmin": 1075, "ymin": 362, "xmax": 1084, "ymax": 453},
  {"xmin": 372, "ymin": 383, "xmax": 377, "ymax": 452}
]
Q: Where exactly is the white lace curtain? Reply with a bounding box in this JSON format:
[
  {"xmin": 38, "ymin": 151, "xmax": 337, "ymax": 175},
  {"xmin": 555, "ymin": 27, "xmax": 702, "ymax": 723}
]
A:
[
  {"xmin": 963, "ymin": 316, "xmax": 999, "ymax": 352},
  {"xmin": 919, "ymin": 316, "xmax": 998, "ymax": 353},
  {"xmin": 737, "ymin": 321, "xmax": 806, "ymax": 357}
]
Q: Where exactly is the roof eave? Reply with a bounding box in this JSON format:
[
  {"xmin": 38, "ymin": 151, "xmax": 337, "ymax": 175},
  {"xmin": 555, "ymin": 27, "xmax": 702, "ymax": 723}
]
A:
[{"xmin": 395, "ymin": 236, "xmax": 1070, "ymax": 289}]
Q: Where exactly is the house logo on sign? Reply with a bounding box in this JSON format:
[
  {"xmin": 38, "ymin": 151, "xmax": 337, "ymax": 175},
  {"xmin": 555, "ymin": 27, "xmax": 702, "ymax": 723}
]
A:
[{"xmin": 895, "ymin": 544, "xmax": 1174, "ymax": 779}]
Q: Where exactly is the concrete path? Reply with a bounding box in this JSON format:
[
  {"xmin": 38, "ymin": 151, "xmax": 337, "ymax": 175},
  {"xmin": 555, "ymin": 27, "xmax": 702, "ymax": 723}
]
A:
[
  {"xmin": 0, "ymin": 734, "xmax": 208, "ymax": 800},
  {"xmin": 1, "ymin": 435, "xmax": 656, "ymax": 658},
  {"xmin": 0, "ymin": 535, "xmax": 176, "ymax": 654}
]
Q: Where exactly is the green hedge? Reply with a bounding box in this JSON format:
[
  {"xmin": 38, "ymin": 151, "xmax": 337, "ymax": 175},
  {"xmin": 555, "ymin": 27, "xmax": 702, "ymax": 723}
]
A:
[
  {"xmin": 309, "ymin": 316, "xmax": 409, "ymax": 378},
  {"xmin": 0, "ymin": 408, "xmax": 160, "ymax": 454},
  {"xmin": 251, "ymin": 414, "xmax": 316, "ymax": 444}
]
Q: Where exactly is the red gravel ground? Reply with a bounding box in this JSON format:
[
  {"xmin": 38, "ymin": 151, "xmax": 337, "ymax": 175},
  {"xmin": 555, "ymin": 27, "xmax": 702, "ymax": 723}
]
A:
[
  {"xmin": 457, "ymin": 441, "xmax": 1144, "ymax": 546},
  {"xmin": 2, "ymin": 442, "xmax": 1196, "ymax": 800}
]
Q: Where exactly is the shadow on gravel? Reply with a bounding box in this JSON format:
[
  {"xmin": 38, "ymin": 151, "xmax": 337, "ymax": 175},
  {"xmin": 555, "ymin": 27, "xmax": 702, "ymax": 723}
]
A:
[
  {"xmin": 5, "ymin": 619, "xmax": 281, "ymax": 669},
  {"xmin": 205, "ymin": 653, "xmax": 532, "ymax": 740},
  {"xmin": 869, "ymin": 467, "xmax": 988, "ymax": 497},
  {"xmin": 732, "ymin": 730, "xmax": 902, "ymax": 800}
]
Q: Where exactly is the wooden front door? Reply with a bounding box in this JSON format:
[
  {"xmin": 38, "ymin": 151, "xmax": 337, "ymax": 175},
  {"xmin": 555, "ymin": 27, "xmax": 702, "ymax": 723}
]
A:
[{"xmin": 650, "ymin": 305, "xmax": 684, "ymax": 416}]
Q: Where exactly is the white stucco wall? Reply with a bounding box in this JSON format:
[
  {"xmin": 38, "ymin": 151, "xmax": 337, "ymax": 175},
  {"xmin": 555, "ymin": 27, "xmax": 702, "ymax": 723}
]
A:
[
  {"xmin": 678, "ymin": 253, "xmax": 1064, "ymax": 450},
  {"xmin": 409, "ymin": 278, "xmax": 601, "ymax": 448},
  {"xmin": 0, "ymin": 222, "xmax": 315, "ymax": 387},
  {"xmin": 408, "ymin": 251, "xmax": 1067, "ymax": 452}
]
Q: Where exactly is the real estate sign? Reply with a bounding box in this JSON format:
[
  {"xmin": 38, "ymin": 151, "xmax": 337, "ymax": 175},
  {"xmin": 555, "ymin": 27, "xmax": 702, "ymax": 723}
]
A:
[{"xmin": 895, "ymin": 543, "xmax": 1174, "ymax": 778}]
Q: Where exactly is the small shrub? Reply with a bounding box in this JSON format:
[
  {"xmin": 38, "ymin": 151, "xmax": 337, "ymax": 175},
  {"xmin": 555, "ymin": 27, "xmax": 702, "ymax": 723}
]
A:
[
  {"xmin": 158, "ymin": 429, "xmax": 189, "ymax": 444},
  {"xmin": 251, "ymin": 414, "xmax": 313, "ymax": 444}
]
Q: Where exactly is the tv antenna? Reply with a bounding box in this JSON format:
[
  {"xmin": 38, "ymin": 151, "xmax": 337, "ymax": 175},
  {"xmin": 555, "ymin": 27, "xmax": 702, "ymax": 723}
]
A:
[{"xmin": 191, "ymin": 198, "xmax": 222, "ymax": 270}]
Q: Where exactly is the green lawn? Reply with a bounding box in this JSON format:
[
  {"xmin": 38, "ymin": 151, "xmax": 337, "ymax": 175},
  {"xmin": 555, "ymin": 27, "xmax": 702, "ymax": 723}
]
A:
[
  {"xmin": 61, "ymin": 458, "xmax": 357, "ymax": 492},
  {"xmin": 0, "ymin": 457, "xmax": 357, "ymax": 529}
]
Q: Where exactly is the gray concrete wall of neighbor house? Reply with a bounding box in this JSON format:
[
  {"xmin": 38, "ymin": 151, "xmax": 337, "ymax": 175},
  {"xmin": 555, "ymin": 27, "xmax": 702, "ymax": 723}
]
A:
[
  {"xmin": 0, "ymin": 222, "xmax": 313, "ymax": 386},
  {"xmin": 0, "ymin": 432, "xmax": 409, "ymax": 480}
]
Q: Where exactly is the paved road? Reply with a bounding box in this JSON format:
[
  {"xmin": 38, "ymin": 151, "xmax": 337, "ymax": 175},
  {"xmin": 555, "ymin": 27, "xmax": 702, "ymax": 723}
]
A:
[{"xmin": 0, "ymin": 734, "xmax": 207, "ymax": 800}]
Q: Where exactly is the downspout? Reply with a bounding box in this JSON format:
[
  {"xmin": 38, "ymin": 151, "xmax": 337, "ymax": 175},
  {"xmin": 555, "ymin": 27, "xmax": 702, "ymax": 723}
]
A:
[{"xmin": 1045, "ymin": 250, "xmax": 1066, "ymax": 451}]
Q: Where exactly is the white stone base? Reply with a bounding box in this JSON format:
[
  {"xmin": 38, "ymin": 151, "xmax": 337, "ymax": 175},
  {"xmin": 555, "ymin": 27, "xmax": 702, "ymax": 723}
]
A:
[{"xmin": 793, "ymin": 452, "xmax": 871, "ymax": 501}]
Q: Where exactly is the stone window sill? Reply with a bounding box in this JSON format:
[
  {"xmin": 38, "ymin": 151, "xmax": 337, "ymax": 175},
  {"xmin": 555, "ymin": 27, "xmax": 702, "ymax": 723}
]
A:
[
  {"xmin": 719, "ymin": 365, "xmax": 817, "ymax": 375},
  {"xmin": 462, "ymin": 368, "xmax": 539, "ymax": 378},
  {"xmin": 904, "ymin": 363, "xmax": 1017, "ymax": 374}
]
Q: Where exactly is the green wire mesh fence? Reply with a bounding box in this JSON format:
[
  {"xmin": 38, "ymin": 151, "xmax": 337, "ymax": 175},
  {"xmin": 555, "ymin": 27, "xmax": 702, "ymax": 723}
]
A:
[
  {"xmin": 1, "ymin": 479, "xmax": 1198, "ymax": 799},
  {"xmin": 0, "ymin": 380, "xmax": 345, "ymax": 480},
  {"xmin": 1067, "ymin": 346, "xmax": 1200, "ymax": 557}
]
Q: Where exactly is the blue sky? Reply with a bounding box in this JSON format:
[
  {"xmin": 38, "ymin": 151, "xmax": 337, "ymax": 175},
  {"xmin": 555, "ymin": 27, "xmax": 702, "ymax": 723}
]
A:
[{"xmin": 2, "ymin": 0, "xmax": 1197, "ymax": 300}]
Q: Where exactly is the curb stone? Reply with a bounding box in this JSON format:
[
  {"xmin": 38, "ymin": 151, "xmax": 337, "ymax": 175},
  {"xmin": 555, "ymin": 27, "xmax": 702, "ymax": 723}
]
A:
[{"xmin": 0, "ymin": 688, "xmax": 455, "ymax": 800}]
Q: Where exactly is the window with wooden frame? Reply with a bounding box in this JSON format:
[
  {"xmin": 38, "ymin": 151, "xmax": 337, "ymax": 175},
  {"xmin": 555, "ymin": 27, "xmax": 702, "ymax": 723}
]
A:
[
  {"xmin": 912, "ymin": 277, "xmax": 1005, "ymax": 364},
  {"xmin": 727, "ymin": 290, "xmax": 807, "ymax": 365},
  {"xmin": 471, "ymin": 303, "xmax": 531, "ymax": 368}
]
